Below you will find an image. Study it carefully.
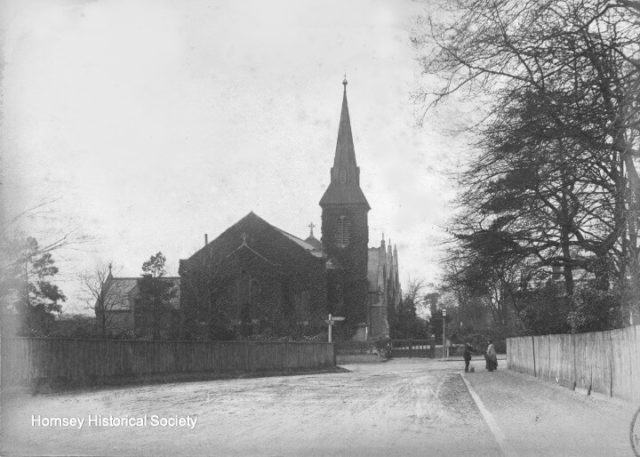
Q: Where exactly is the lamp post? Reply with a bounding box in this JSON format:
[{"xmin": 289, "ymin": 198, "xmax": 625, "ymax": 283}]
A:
[{"xmin": 442, "ymin": 309, "xmax": 447, "ymax": 359}]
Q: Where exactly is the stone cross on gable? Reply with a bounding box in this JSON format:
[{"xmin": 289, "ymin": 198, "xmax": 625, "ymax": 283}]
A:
[{"xmin": 308, "ymin": 222, "xmax": 316, "ymax": 238}]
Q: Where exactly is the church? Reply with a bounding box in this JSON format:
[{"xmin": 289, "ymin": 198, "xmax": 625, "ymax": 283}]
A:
[{"xmin": 178, "ymin": 80, "xmax": 401, "ymax": 341}]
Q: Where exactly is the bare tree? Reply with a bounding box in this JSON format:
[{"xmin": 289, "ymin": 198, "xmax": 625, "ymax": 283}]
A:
[
  {"xmin": 1, "ymin": 198, "xmax": 88, "ymax": 274},
  {"xmin": 80, "ymin": 263, "xmax": 123, "ymax": 337}
]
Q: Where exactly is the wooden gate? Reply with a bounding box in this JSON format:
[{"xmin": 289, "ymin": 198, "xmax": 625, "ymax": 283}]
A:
[{"xmin": 390, "ymin": 339, "xmax": 432, "ymax": 358}]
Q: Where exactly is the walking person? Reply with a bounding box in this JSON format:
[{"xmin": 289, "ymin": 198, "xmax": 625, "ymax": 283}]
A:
[
  {"xmin": 463, "ymin": 342, "xmax": 474, "ymax": 372},
  {"xmin": 486, "ymin": 340, "xmax": 497, "ymax": 372}
]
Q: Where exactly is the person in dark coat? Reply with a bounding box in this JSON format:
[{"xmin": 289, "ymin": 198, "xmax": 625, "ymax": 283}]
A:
[{"xmin": 463, "ymin": 342, "xmax": 474, "ymax": 372}]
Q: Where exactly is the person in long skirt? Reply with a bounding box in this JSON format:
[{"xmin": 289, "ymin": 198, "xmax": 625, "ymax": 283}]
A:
[{"xmin": 485, "ymin": 340, "xmax": 497, "ymax": 371}]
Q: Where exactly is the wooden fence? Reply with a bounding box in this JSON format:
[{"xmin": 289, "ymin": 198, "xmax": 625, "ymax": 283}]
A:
[
  {"xmin": 507, "ymin": 325, "xmax": 640, "ymax": 402},
  {"xmin": 0, "ymin": 338, "xmax": 335, "ymax": 388}
]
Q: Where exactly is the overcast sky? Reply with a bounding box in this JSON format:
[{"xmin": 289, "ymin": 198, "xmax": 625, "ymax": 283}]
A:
[{"xmin": 1, "ymin": 0, "xmax": 474, "ymax": 313}]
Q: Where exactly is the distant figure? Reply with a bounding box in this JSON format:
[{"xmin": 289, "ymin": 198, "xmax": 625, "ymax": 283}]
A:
[
  {"xmin": 485, "ymin": 340, "xmax": 498, "ymax": 372},
  {"xmin": 463, "ymin": 342, "xmax": 474, "ymax": 373}
]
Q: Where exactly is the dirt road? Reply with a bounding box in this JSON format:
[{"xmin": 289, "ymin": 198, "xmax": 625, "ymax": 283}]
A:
[{"xmin": 1, "ymin": 359, "xmax": 636, "ymax": 456}]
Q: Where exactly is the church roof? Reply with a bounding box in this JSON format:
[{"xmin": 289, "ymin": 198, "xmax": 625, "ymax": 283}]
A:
[
  {"xmin": 182, "ymin": 212, "xmax": 324, "ymax": 271},
  {"xmin": 320, "ymin": 182, "xmax": 370, "ymax": 207},
  {"xmin": 303, "ymin": 223, "xmax": 323, "ymax": 251},
  {"xmin": 272, "ymin": 226, "xmax": 323, "ymax": 258},
  {"xmin": 304, "ymin": 235, "xmax": 322, "ymax": 250},
  {"xmin": 227, "ymin": 238, "xmax": 282, "ymax": 266},
  {"xmin": 319, "ymin": 79, "xmax": 370, "ymax": 209},
  {"xmin": 333, "ymin": 79, "xmax": 357, "ymax": 168}
]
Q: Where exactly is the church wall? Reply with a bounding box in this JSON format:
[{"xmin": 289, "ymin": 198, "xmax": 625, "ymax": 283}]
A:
[
  {"xmin": 179, "ymin": 214, "xmax": 327, "ymax": 339},
  {"xmin": 370, "ymin": 305, "xmax": 389, "ymax": 339}
]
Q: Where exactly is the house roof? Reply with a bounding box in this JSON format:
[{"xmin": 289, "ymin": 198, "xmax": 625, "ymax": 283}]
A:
[{"xmin": 102, "ymin": 276, "xmax": 181, "ymax": 311}]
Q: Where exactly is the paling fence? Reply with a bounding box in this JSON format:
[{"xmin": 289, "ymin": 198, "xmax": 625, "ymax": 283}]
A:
[
  {"xmin": 507, "ymin": 325, "xmax": 640, "ymax": 402},
  {"xmin": 0, "ymin": 337, "xmax": 335, "ymax": 387}
]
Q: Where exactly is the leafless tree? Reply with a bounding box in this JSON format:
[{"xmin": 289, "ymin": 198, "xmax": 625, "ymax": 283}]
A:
[{"xmin": 80, "ymin": 263, "xmax": 124, "ymax": 337}]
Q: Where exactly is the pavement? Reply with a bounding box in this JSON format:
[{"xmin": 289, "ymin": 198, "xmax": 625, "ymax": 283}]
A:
[
  {"xmin": 1, "ymin": 358, "xmax": 638, "ymax": 456},
  {"xmin": 461, "ymin": 362, "xmax": 637, "ymax": 457}
]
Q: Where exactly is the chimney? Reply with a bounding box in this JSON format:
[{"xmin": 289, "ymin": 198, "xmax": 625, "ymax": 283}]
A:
[{"xmin": 204, "ymin": 233, "xmax": 208, "ymax": 246}]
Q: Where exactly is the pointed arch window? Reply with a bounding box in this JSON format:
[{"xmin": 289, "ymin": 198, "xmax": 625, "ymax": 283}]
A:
[
  {"xmin": 335, "ymin": 215, "xmax": 351, "ymax": 248},
  {"xmin": 250, "ymin": 279, "xmax": 261, "ymax": 306}
]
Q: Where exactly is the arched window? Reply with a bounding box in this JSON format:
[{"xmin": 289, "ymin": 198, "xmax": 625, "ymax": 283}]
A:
[
  {"xmin": 335, "ymin": 215, "xmax": 351, "ymax": 248},
  {"xmin": 250, "ymin": 279, "xmax": 261, "ymax": 305}
]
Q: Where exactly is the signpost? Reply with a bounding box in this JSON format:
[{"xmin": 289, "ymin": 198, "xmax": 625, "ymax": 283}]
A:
[{"xmin": 325, "ymin": 314, "xmax": 345, "ymax": 343}]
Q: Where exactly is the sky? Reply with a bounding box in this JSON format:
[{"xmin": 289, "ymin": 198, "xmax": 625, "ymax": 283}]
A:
[{"xmin": 1, "ymin": 0, "xmax": 475, "ymax": 314}]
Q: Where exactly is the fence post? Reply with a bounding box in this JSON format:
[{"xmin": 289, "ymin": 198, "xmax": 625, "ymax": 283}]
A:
[
  {"xmin": 633, "ymin": 326, "xmax": 638, "ymax": 402},
  {"xmin": 531, "ymin": 335, "xmax": 537, "ymax": 377},
  {"xmin": 608, "ymin": 330, "xmax": 614, "ymax": 397},
  {"xmin": 572, "ymin": 333, "xmax": 577, "ymax": 390}
]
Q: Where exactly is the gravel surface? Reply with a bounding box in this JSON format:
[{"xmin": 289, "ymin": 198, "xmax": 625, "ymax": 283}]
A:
[
  {"xmin": 1, "ymin": 359, "xmax": 499, "ymax": 456},
  {"xmin": 1, "ymin": 358, "xmax": 634, "ymax": 456}
]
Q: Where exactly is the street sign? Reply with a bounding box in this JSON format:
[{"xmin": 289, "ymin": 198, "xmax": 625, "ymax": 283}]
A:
[{"xmin": 325, "ymin": 314, "xmax": 345, "ymax": 342}]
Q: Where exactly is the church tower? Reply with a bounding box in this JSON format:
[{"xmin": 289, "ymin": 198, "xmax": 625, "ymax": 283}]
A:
[{"xmin": 320, "ymin": 78, "xmax": 370, "ymax": 338}]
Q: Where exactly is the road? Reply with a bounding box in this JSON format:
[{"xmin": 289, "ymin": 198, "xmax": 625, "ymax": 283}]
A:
[{"xmin": 1, "ymin": 359, "xmax": 637, "ymax": 456}]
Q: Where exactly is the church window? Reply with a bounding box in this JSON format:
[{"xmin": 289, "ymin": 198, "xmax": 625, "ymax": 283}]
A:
[
  {"xmin": 294, "ymin": 290, "xmax": 311, "ymax": 322},
  {"xmin": 335, "ymin": 215, "xmax": 351, "ymax": 248},
  {"xmin": 250, "ymin": 279, "xmax": 261, "ymax": 304},
  {"xmin": 235, "ymin": 272, "xmax": 255, "ymax": 319}
]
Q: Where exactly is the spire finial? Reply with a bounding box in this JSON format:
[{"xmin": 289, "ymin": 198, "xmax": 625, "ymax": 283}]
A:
[
  {"xmin": 108, "ymin": 263, "xmax": 112, "ymax": 276},
  {"xmin": 342, "ymin": 74, "xmax": 348, "ymax": 91}
]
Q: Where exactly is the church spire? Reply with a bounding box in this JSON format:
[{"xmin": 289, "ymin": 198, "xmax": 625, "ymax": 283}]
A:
[
  {"xmin": 334, "ymin": 76, "xmax": 356, "ymax": 169},
  {"xmin": 319, "ymin": 78, "xmax": 370, "ymax": 209},
  {"xmin": 319, "ymin": 78, "xmax": 371, "ymax": 337}
]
